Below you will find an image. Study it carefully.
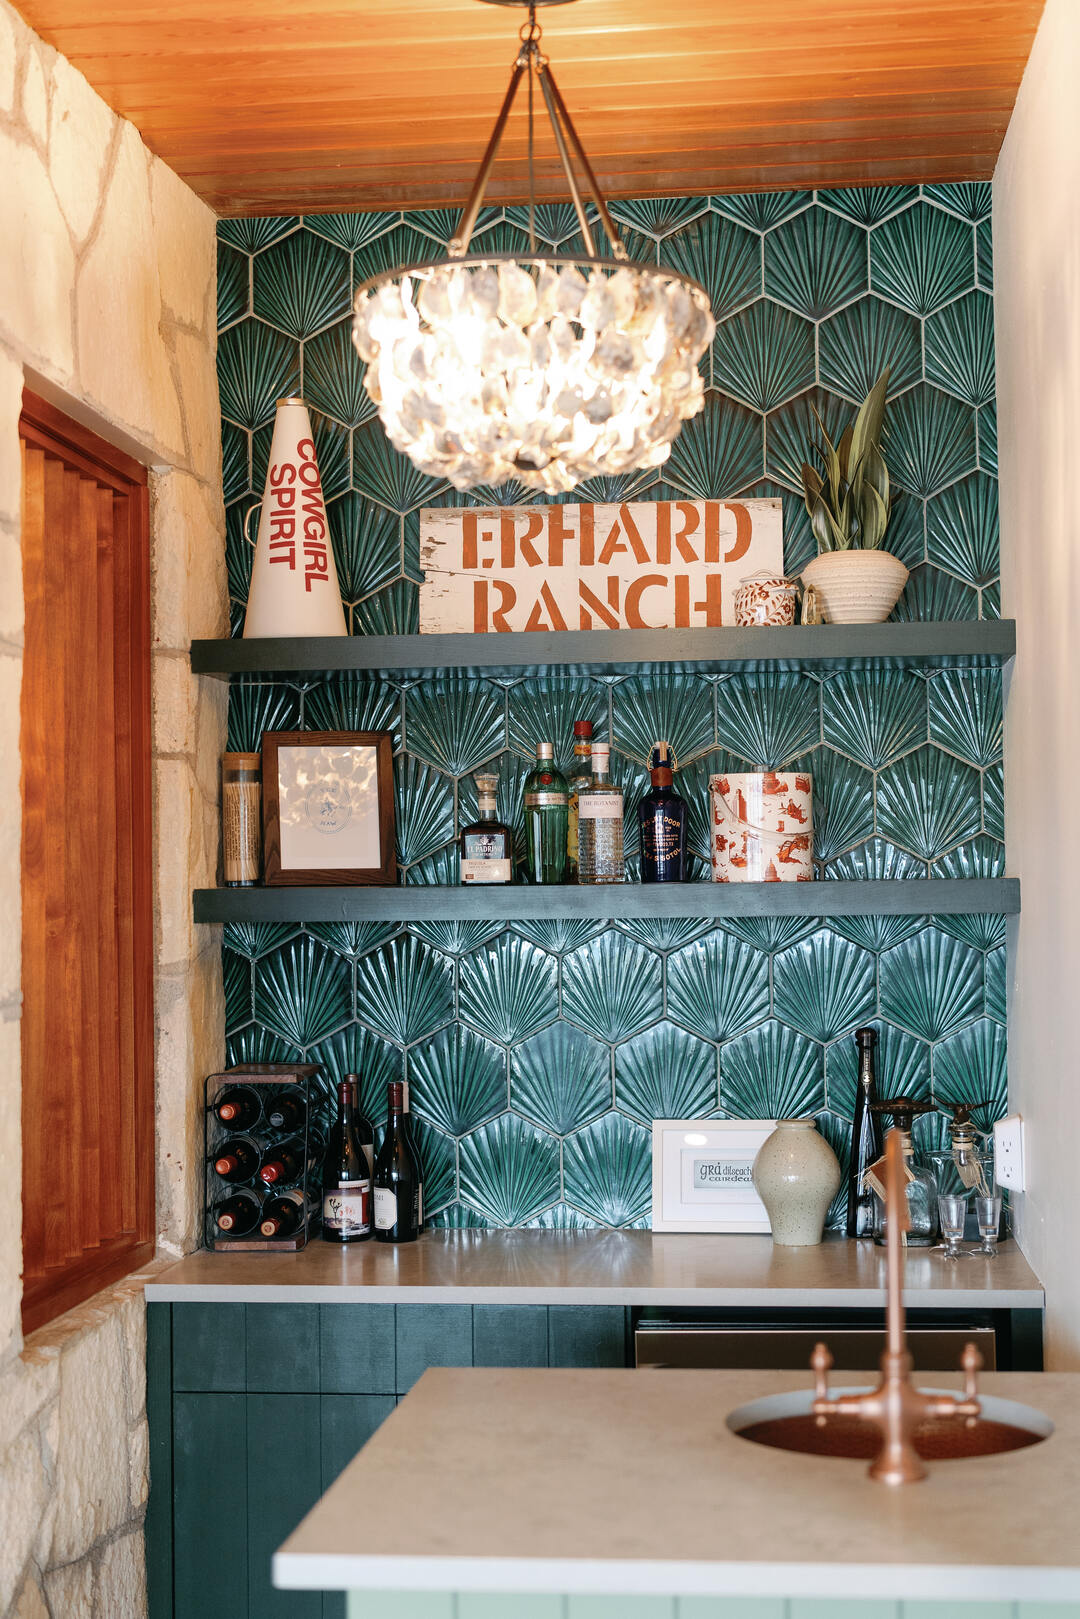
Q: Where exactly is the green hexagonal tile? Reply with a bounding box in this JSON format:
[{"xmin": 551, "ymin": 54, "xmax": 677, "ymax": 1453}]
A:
[
  {"xmin": 666, "ymin": 932, "xmax": 770, "ymax": 1041},
  {"xmin": 404, "ymin": 677, "xmax": 506, "ymax": 776},
  {"xmin": 713, "ymin": 191, "xmax": 812, "ymax": 231},
  {"xmin": 306, "ymin": 922, "xmax": 399, "ymax": 960},
  {"xmin": 923, "ymin": 182, "xmax": 991, "ymax": 223},
  {"xmin": 306, "ymin": 210, "xmax": 399, "ymax": 251},
  {"xmin": 615, "ymin": 1024, "xmax": 717, "ymax": 1124},
  {"xmin": 355, "ymin": 934, "xmax": 454, "ymax": 1045},
  {"xmin": 218, "ymin": 319, "xmax": 300, "ymax": 430},
  {"xmin": 218, "ymin": 241, "xmax": 249, "ymax": 329},
  {"xmin": 883, "ymin": 384, "xmax": 977, "ymax": 498},
  {"xmin": 394, "ymin": 754, "xmax": 455, "ymax": 866},
  {"xmin": 818, "ymin": 295, "xmax": 922, "ymax": 403},
  {"xmin": 304, "ymin": 318, "xmax": 377, "ymax": 429},
  {"xmin": 664, "ymin": 393, "xmax": 764, "ymax": 498},
  {"xmin": 823, "ymin": 838, "xmax": 927, "ymax": 881},
  {"xmin": 459, "ymin": 934, "xmax": 559, "ymax": 1045},
  {"xmin": 459, "ymin": 1115, "xmax": 561, "ymax": 1225},
  {"xmin": 720, "ymin": 1023, "xmax": 824, "ymax": 1117},
  {"xmin": 511, "ymin": 1023, "xmax": 611, "ymax": 1135},
  {"xmin": 803, "ymin": 746, "xmax": 874, "ymax": 863},
  {"xmin": 507, "ymin": 678, "xmax": 607, "ymax": 772},
  {"xmin": 821, "ymin": 668, "xmax": 927, "ymax": 770},
  {"xmin": 252, "ymin": 227, "xmax": 351, "ymax": 338},
  {"xmin": 226, "ymin": 680, "xmax": 301, "ymax": 751},
  {"xmin": 927, "ymin": 670, "xmax": 1002, "ymax": 767},
  {"xmin": 870, "ymin": 202, "xmax": 974, "ymax": 316},
  {"xmin": 253, "ymin": 935, "xmax": 351, "ymax": 1048},
  {"xmin": 612, "ymin": 674, "xmax": 715, "ymax": 767},
  {"xmin": 303, "ymin": 671, "xmax": 401, "ymax": 739},
  {"xmin": 891, "ymin": 564, "xmax": 979, "ymax": 623},
  {"xmin": 879, "ymin": 927, "xmax": 983, "ymax": 1041},
  {"xmin": 663, "ymin": 210, "xmax": 762, "ymax": 318},
  {"xmin": 772, "ymin": 931, "xmax": 876, "ymax": 1043},
  {"xmin": 765, "ymin": 386, "xmax": 852, "ymax": 490},
  {"xmin": 562, "ymin": 932, "xmax": 663, "ymax": 1042},
  {"xmin": 876, "ymin": 746, "xmax": 982, "ymax": 859},
  {"xmin": 711, "ymin": 299, "xmax": 815, "ymax": 412},
  {"xmin": 932, "ymin": 1019, "xmax": 1006, "ymax": 1126},
  {"xmin": 408, "ymin": 1025, "xmax": 506, "ymax": 1135},
  {"xmin": 925, "ymin": 291, "xmax": 995, "ymax": 408},
  {"xmin": 819, "ymin": 186, "xmax": 918, "ymax": 226},
  {"xmin": 563, "ymin": 1112, "xmax": 652, "ymax": 1226},
  {"xmin": 925, "ymin": 472, "xmax": 999, "ymax": 587},
  {"xmin": 764, "ymin": 208, "xmax": 867, "ymax": 319},
  {"xmin": 715, "ymin": 671, "xmax": 820, "ymax": 766},
  {"xmin": 354, "ymin": 580, "xmax": 419, "ymax": 636}
]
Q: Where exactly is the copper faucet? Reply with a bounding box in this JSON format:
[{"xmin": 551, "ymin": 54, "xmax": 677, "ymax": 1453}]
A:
[{"xmin": 810, "ymin": 1126, "xmax": 983, "ymax": 1484}]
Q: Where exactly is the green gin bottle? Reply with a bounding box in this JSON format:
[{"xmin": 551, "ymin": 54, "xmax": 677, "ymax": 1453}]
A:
[{"xmin": 523, "ymin": 742, "xmax": 568, "ymax": 884}]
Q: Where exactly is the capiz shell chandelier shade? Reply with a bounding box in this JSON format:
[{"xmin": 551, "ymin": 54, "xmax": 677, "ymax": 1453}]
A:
[{"xmin": 351, "ymin": 4, "xmax": 716, "ymax": 494}]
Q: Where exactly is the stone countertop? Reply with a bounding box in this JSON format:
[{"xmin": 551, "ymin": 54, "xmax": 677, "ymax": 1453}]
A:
[
  {"xmin": 145, "ymin": 1229, "xmax": 1045, "ymax": 1309},
  {"xmin": 273, "ymin": 1365, "xmax": 1080, "ymax": 1603}
]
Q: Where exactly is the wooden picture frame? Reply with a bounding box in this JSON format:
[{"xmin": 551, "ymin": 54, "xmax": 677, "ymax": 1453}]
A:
[{"xmin": 262, "ymin": 730, "xmax": 396, "ymax": 886}]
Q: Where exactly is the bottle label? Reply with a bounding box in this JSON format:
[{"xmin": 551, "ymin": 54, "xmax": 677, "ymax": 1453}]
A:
[
  {"xmin": 525, "ymin": 791, "xmax": 567, "ymax": 807},
  {"xmin": 578, "ymin": 793, "xmax": 622, "ymax": 820},
  {"xmin": 323, "ymin": 1180, "xmax": 370, "ymax": 1235},
  {"xmin": 461, "ymin": 858, "xmax": 512, "ymax": 884},
  {"xmin": 374, "ymin": 1186, "xmax": 398, "ymax": 1229}
]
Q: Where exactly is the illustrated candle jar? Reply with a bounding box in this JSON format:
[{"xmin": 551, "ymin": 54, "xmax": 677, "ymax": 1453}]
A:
[
  {"xmin": 733, "ymin": 574, "xmax": 800, "ymax": 627},
  {"xmin": 709, "ymin": 771, "xmax": 813, "ymax": 883},
  {"xmin": 222, "ymin": 752, "xmax": 262, "ymax": 886}
]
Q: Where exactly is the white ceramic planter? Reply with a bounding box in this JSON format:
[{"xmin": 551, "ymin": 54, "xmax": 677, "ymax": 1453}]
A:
[
  {"xmin": 752, "ymin": 1118, "xmax": 842, "ymax": 1246},
  {"xmin": 800, "ymin": 549, "xmax": 909, "ymax": 625}
]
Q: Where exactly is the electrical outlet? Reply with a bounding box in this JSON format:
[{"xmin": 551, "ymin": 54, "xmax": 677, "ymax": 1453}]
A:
[{"xmin": 994, "ymin": 1114, "xmax": 1025, "ymax": 1191}]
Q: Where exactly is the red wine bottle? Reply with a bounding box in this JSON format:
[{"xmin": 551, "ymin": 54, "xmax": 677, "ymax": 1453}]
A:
[
  {"xmin": 321, "ymin": 1075, "xmax": 373, "ymax": 1244},
  {"xmin": 259, "ymin": 1190, "xmax": 307, "ymax": 1239},
  {"xmin": 258, "ymin": 1137, "xmax": 307, "ymax": 1187},
  {"xmin": 265, "ymin": 1090, "xmax": 306, "ymax": 1133},
  {"xmin": 213, "ymin": 1135, "xmax": 259, "ymax": 1184},
  {"xmin": 374, "ymin": 1082, "xmax": 422, "ymax": 1243},
  {"xmin": 213, "ymin": 1189, "xmax": 262, "ymax": 1235},
  {"xmin": 213, "ymin": 1086, "xmax": 261, "ymax": 1131}
]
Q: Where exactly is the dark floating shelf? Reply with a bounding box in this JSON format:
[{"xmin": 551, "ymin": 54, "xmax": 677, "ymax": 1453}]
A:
[
  {"xmin": 194, "ymin": 879, "xmax": 1020, "ymax": 926},
  {"xmin": 190, "ymin": 621, "xmax": 1016, "ymax": 682}
]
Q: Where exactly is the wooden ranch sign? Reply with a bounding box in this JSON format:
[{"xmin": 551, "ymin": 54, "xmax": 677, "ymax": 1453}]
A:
[{"xmin": 418, "ymin": 499, "xmax": 784, "ymax": 634}]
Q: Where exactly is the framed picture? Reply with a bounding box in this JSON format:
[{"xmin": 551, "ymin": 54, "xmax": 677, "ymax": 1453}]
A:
[
  {"xmin": 651, "ymin": 1119, "xmax": 776, "ymax": 1233},
  {"xmin": 262, "ymin": 730, "xmax": 396, "ymax": 886}
]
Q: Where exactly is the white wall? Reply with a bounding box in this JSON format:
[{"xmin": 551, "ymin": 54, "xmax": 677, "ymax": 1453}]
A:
[
  {"xmin": 0, "ymin": 0, "xmax": 227, "ymax": 1611},
  {"xmin": 994, "ymin": 0, "xmax": 1080, "ymax": 1369}
]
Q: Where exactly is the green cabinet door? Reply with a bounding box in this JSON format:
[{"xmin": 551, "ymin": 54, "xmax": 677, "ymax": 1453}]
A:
[{"xmin": 172, "ymin": 1392, "xmax": 247, "ymax": 1619}]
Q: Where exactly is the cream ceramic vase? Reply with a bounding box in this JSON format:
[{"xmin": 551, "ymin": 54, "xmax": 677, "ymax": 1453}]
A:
[
  {"xmin": 800, "ymin": 549, "xmax": 908, "ymax": 624},
  {"xmin": 752, "ymin": 1118, "xmax": 842, "ymax": 1246}
]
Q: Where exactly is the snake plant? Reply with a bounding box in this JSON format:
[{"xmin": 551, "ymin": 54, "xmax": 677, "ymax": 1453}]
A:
[{"xmin": 801, "ymin": 369, "xmax": 891, "ymax": 551}]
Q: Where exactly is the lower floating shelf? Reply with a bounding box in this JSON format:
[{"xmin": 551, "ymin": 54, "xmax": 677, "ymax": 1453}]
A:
[{"xmin": 193, "ymin": 878, "xmax": 1019, "ymax": 925}]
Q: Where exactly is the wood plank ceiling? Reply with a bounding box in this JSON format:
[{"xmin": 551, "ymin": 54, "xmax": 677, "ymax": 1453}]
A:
[{"xmin": 17, "ymin": 0, "xmax": 1045, "ymax": 216}]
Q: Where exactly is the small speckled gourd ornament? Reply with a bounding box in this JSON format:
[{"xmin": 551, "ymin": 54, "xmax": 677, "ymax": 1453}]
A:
[{"xmin": 752, "ymin": 1118, "xmax": 842, "ymax": 1246}]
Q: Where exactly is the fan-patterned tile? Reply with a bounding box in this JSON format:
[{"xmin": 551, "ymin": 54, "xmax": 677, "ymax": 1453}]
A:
[
  {"xmin": 710, "ymin": 299, "xmax": 815, "ymax": 412},
  {"xmin": 925, "ymin": 472, "xmax": 999, "ymax": 589},
  {"xmin": 715, "ymin": 671, "xmax": 820, "ymax": 767},
  {"xmin": 879, "ymin": 928, "xmax": 983, "ymax": 1042},
  {"xmin": 459, "ymin": 1115, "xmax": 561, "ymax": 1226},
  {"xmin": 407, "ymin": 1025, "xmax": 506, "ymax": 1135},
  {"xmin": 252, "ymin": 228, "xmax": 351, "ymax": 339},
  {"xmin": 927, "ymin": 670, "xmax": 1002, "ymax": 768},
  {"xmin": 817, "ymin": 296, "xmax": 922, "ymax": 403},
  {"xmin": 562, "ymin": 1112, "xmax": 652, "ymax": 1227},
  {"xmin": 870, "ymin": 202, "xmax": 974, "ymax": 316},
  {"xmin": 666, "ymin": 931, "xmax": 770, "ymax": 1042},
  {"xmin": 310, "ymin": 1025, "xmax": 403, "ymax": 1123},
  {"xmin": 615, "ymin": 1024, "xmax": 717, "ymax": 1125},
  {"xmin": 510, "ymin": 1023, "xmax": 611, "ymax": 1135},
  {"xmin": 562, "ymin": 932, "xmax": 663, "ymax": 1043},
  {"xmin": 720, "ymin": 1023, "xmax": 824, "ymax": 1118},
  {"xmin": 825, "ymin": 1022, "xmax": 931, "ymax": 1116},
  {"xmin": 252, "ymin": 935, "xmax": 351, "ymax": 1048},
  {"xmin": 355, "ymin": 934, "xmax": 454, "ymax": 1045},
  {"xmin": 876, "ymin": 746, "xmax": 982, "ymax": 861},
  {"xmin": 932, "ymin": 1019, "xmax": 1007, "ymax": 1127},
  {"xmin": 821, "ymin": 668, "xmax": 927, "ymax": 771},
  {"xmin": 764, "ymin": 208, "xmax": 867, "ymax": 320},
  {"xmin": 458, "ymin": 934, "xmax": 559, "ymax": 1045},
  {"xmin": 662, "ymin": 211, "xmax": 761, "ymax": 319},
  {"xmin": 404, "ymin": 678, "xmax": 506, "ymax": 777},
  {"xmin": 771, "ymin": 931, "xmax": 877, "ymax": 1043}
]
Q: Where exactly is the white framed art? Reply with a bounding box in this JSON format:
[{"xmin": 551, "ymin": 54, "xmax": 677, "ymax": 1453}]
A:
[{"xmin": 651, "ymin": 1119, "xmax": 776, "ymax": 1233}]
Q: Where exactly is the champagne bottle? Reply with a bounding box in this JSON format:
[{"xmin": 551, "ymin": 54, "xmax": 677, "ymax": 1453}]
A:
[
  {"xmin": 523, "ymin": 742, "xmax": 568, "ymax": 884},
  {"xmin": 638, "ymin": 741, "xmax": 687, "ymax": 882},
  {"xmin": 321, "ymin": 1075, "xmax": 373, "ymax": 1243},
  {"xmin": 212, "ymin": 1135, "xmax": 259, "ymax": 1184},
  {"xmin": 374, "ymin": 1081, "xmax": 422, "ymax": 1243},
  {"xmin": 259, "ymin": 1189, "xmax": 307, "ymax": 1239},
  {"xmin": 265, "ymin": 1090, "xmax": 306, "ymax": 1132},
  {"xmin": 846, "ymin": 1027, "xmax": 884, "ymax": 1238},
  {"xmin": 213, "ymin": 1085, "xmax": 261, "ymax": 1131},
  {"xmin": 213, "ymin": 1189, "xmax": 262, "ymax": 1236}
]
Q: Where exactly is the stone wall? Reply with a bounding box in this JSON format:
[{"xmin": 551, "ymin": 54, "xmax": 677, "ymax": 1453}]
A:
[{"xmin": 0, "ymin": 2, "xmax": 227, "ymax": 1613}]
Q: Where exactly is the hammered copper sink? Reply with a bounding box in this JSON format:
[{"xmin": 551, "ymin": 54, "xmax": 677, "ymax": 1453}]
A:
[{"xmin": 728, "ymin": 1386, "xmax": 1053, "ymax": 1461}]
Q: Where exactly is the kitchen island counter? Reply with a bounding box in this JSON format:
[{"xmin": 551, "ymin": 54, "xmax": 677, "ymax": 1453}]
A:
[
  {"xmin": 274, "ymin": 1365, "xmax": 1080, "ymax": 1605},
  {"xmin": 146, "ymin": 1228, "xmax": 1044, "ymax": 1309}
]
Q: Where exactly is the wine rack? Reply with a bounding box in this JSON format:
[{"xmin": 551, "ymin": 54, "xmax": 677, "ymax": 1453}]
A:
[{"xmin": 204, "ymin": 1064, "xmax": 326, "ymax": 1252}]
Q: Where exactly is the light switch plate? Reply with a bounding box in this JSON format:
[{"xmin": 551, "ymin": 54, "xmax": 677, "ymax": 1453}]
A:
[{"xmin": 994, "ymin": 1113, "xmax": 1025, "ymax": 1190}]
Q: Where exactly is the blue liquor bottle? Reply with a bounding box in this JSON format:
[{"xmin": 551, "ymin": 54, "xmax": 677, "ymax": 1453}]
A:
[{"xmin": 638, "ymin": 741, "xmax": 687, "ymax": 882}]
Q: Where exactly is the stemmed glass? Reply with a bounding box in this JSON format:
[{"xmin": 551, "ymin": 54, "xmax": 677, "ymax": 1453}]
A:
[
  {"xmin": 970, "ymin": 1193, "xmax": 1003, "ymax": 1257},
  {"xmin": 937, "ymin": 1194, "xmax": 968, "ymax": 1260}
]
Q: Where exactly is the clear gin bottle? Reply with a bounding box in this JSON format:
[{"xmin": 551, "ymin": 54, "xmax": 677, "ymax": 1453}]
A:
[{"xmin": 577, "ymin": 743, "xmax": 624, "ymax": 884}]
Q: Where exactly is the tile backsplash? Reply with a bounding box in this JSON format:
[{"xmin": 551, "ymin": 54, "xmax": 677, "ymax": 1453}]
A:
[{"xmin": 217, "ymin": 183, "xmax": 1004, "ymax": 1228}]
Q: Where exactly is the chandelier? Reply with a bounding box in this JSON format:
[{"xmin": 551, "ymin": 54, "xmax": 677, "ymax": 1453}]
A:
[{"xmin": 351, "ymin": 0, "xmax": 715, "ymax": 495}]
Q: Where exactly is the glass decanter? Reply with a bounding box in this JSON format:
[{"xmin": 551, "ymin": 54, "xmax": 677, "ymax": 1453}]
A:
[
  {"xmin": 928, "ymin": 1102, "xmax": 993, "ymax": 1202},
  {"xmin": 870, "ymin": 1100, "xmax": 938, "ymax": 1247}
]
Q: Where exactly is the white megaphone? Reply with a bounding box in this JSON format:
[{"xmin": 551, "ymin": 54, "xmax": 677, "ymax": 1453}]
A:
[{"xmin": 243, "ymin": 397, "xmax": 348, "ymax": 638}]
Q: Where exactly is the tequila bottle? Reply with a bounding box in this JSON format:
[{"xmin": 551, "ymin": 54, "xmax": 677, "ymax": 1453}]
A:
[
  {"xmin": 523, "ymin": 743, "xmax": 568, "ymax": 884},
  {"xmin": 460, "ymin": 772, "xmax": 513, "ymax": 885},
  {"xmin": 577, "ymin": 743, "xmax": 624, "ymax": 884},
  {"xmin": 566, "ymin": 719, "xmax": 593, "ymax": 883}
]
